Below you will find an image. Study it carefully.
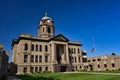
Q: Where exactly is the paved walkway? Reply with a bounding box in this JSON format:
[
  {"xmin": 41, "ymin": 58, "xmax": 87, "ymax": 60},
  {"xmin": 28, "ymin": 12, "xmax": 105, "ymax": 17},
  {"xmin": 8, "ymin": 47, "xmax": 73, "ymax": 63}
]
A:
[
  {"xmin": 7, "ymin": 76, "xmax": 21, "ymax": 80},
  {"xmin": 63, "ymin": 71, "xmax": 120, "ymax": 75}
]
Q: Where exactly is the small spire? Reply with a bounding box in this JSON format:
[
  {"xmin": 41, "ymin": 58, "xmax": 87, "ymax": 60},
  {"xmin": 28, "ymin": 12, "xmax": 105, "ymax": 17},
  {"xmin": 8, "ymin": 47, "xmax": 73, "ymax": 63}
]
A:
[{"xmin": 45, "ymin": 12, "xmax": 48, "ymax": 16}]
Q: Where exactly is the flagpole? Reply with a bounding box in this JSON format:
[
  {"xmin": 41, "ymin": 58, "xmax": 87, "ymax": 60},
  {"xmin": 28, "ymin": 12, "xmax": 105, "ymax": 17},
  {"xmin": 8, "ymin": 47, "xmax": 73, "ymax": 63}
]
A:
[
  {"xmin": 91, "ymin": 35, "xmax": 96, "ymax": 56},
  {"xmin": 92, "ymin": 35, "xmax": 99, "ymax": 72},
  {"xmin": 92, "ymin": 35, "xmax": 95, "ymax": 52}
]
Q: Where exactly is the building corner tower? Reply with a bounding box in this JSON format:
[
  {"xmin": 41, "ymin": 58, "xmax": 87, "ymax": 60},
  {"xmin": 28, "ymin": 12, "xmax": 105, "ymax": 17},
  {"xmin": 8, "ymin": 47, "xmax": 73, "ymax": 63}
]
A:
[{"xmin": 38, "ymin": 13, "xmax": 55, "ymax": 38}]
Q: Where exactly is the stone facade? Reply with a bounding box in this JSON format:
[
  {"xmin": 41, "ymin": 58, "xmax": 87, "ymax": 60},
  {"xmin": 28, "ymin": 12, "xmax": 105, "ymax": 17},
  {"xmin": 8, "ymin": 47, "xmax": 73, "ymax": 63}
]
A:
[
  {"xmin": 86, "ymin": 55, "xmax": 120, "ymax": 71},
  {"xmin": 12, "ymin": 13, "xmax": 87, "ymax": 74}
]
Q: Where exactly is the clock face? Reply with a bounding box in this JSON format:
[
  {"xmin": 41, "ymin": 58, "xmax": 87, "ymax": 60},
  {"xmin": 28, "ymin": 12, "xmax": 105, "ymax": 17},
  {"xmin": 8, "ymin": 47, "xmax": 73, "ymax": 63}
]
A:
[{"xmin": 47, "ymin": 20, "xmax": 51, "ymax": 23}]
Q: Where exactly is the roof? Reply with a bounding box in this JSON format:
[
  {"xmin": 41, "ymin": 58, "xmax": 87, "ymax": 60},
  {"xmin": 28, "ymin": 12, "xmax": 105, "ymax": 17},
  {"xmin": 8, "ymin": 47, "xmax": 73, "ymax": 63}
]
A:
[{"xmin": 41, "ymin": 12, "xmax": 52, "ymax": 21}]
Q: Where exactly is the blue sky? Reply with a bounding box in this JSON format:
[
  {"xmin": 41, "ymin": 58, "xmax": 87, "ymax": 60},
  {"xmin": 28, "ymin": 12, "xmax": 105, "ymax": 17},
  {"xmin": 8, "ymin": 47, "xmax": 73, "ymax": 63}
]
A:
[{"xmin": 0, "ymin": 0, "xmax": 120, "ymax": 62}]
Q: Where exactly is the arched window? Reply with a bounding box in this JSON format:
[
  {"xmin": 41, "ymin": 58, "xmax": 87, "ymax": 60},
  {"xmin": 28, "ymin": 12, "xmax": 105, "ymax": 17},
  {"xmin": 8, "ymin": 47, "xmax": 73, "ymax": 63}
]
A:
[
  {"xmin": 98, "ymin": 64, "xmax": 100, "ymax": 68},
  {"xmin": 43, "ymin": 27, "xmax": 44, "ymax": 32},
  {"xmin": 45, "ymin": 45, "xmax": 48, "ymax": 52},
  {"xmin": 24, "ymin": 43, "xmax": 28, "ymax": 51},
  {"xmin": 48, "ymin": 27, "xmax": 51, "ymax": 33},
  {"xmin": 112, "ymin": 63, "xmax": 115, "ymax": 67}
]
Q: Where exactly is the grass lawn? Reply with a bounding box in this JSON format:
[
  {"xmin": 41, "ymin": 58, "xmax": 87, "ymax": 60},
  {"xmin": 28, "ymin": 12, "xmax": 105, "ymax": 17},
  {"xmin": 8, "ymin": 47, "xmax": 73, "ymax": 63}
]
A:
[{"xmin": 16, "ymin": 73, "xmax": 120, "ymax": 80}]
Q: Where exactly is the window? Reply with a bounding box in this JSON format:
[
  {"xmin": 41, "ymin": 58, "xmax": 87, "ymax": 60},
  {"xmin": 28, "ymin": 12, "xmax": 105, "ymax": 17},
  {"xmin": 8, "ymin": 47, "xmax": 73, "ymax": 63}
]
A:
[
  {"xmin": 93, "ymin": 59, "xmax": 96, "ymax": 62},
  {"xmin": 24, "ymin": 55, "xmax": 28, "ymax": 62},
  {"xmin": 45, "ymin": 55, "xmax": 48, "ymax": 62},
  {"xmin": 45, "ymin": 67, "xmax": 48, "ymax": 71},
  {"xmin": 36, "ymin": 45, "xmax": 38, "ymax": 51},
  {"xmin": 45, "ymin": 45, "xmax": 48, "ymax": 52},
  {"xmin": 112, "ymin": 63, "xmax": 115, "ymax": 67},
  {"xmin": 79, "ymin": 57, "xmax": 81, "ymax": 62},
  {"xmin": 80, "ymin": 66, "xmax": 82, "ymax": 68},
  {"xmin": 31, "ymin": 44, "xmax": 34, "ymax": 51},
  {"xmin": 88, "ymin": 60, "xmax": 91, "ymax": 62},
  {"xmin": 74, "ymin": 48, "xmax": 76, "ymax": 53},
  {"xmin": 39, "ymin": 55, "xmax": 42, "ymax": 62},
  {"xmin": 48, "ymin": 27, "xmax": 51, "ymax": 33},
  {"xmin": 39, "ymin": 67, "xmax": 42, "ymax": 72},
  {"xmin": 35, "ymin": 67, "xmax": 38, "ymax": 72},
  {"xmin": 68, "ymin": 48, "xmax": 71, "ymax": 53},
  {"xmin": 23, "ymin": 67, "xmax": 27, "ymax": 73},
  {"xmin": 104, "ymin": 64, "xmax": 107, "ymax": 68},
  {"xmin": 75, "ymin": 57, "xmax": 77, "ymax": 62},
  {"xmin": 71, "ymin": 57, "xmax": 74, "ymax": 63},
  {"xmin": 30, "ymin": 66, "xmax": 33, "ymax": 73},
  {"xmin": 97, "ymin": 59, "xmax": 101, "ymax": 61},
  {"xmin": 78, "ymin": 48, "xmax": 80, "ymax": 54},
  {"xmin": 76, "ymin": 66, "xmax": 77, "ymax": 70},
  {"xmin": 43, "ymin": 27, "xmax": 44, "ymax": 32},
  {"xmin": 31, "ymin": 55, "xmax": 34, "ymax": 62},
  {"xmin": 98, "ymin": 64, "xmax": 100, "ymax": 68},
  {"xmin": 35, "ymin": 55, "xmax": 38, "ymax": 62},
  {"xmin": 39, "ymin": 45, "xmax": 42, "ymax": 52},
  {"xmin": 24, "ymin": 43, "xmax": 28, "ymax": 51},
  {"xmin": 71, "ymin": 48, "xmax": 73, "ymax": 53}
]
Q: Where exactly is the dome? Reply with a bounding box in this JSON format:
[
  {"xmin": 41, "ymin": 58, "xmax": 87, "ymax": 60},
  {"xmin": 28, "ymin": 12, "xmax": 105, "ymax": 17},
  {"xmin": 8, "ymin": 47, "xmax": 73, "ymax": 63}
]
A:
[{"xmin": 41, "ymin": 12, "xmax": 52, "ymax": 21}]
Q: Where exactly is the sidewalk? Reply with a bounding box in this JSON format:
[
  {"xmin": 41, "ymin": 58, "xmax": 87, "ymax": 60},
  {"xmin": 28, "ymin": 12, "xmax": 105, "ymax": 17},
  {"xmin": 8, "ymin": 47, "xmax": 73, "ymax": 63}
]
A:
[
  {"xmin": 63, "ymin": 71, "xmax": 120, "ymax": 75},
  {"xmin": 7, "ymin": 76, "xmax": 21, "ymax": 80}
]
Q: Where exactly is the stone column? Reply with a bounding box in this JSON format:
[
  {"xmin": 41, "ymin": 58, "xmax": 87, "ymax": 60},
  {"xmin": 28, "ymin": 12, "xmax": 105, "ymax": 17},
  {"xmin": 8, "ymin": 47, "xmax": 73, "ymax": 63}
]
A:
[{"xmin": 64, "ymin": 44, "xmax": 66, "ymax": 61}]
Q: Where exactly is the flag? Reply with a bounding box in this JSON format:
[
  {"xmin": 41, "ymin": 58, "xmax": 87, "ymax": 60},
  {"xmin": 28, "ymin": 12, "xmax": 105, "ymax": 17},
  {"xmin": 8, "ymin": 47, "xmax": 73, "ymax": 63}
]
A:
[{"xmin": 91, "ymin": 47, "xmax": 95, "ymax": 53}]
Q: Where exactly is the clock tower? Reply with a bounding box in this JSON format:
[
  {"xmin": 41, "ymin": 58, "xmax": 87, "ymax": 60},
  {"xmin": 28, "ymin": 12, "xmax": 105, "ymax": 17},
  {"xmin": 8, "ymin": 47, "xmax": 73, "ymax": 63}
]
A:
[{"xmin": 38, "ymin": 13, "xmax": 55, "ymax": 38}]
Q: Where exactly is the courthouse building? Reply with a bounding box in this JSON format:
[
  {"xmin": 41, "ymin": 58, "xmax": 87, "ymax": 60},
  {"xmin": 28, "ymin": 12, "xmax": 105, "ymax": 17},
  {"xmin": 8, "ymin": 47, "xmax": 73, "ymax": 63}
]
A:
[{"xmin": 12, "ymin": 13, "xmax": 87, "ymax": 74}]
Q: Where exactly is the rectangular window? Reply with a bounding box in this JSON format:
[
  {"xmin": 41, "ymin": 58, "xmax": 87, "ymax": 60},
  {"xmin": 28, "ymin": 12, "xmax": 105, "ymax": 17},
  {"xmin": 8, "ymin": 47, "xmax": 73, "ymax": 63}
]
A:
[
  {"xmin": 79, "ymin": 57, "xmax": 81, "ymax": 62},
  {"xmin": 45, "ymin": 45, "xmax": 48, "ymax": 52},
  {"xmin": 30, "ymin": 66, "xmax": 34, "ymax": 73},
  {"xmin": 24, "ymin": 55, "xmax": 28, "ymax": 62},
  {"xmin": 35, "ymin": 67, "xmax": 38, "ymax": 72},
  {"xmin": 24, "ymin": 43, "xmax": 28, "ymax": 51},
  {"xmin": 74, "ymin": 48, "xmax": 76, "ymax": 53},
  {"xmin": 36, "ymin": 45, "xmax": 38, "ymax": 51},
  {"xmin": 39, "ymin": 45, "xmax": 42, "ymax": 52},
  {"xmin": 39, "ymin": 67, "xmax": 42, "ymax": 72},
  {"xmin": 23, "ymin": 67, "xmax": 27, "ymax": 73},
  {"xmin": 71, "ymin": 48, "xmax": 73, "ymax": 53},
  {"xmin": 39, "ymin": 55, "xmax": 42, "ymax": 62},
  {"xmin": 45, "ymin": 67, "xmax": 48, "ymax": 71},
  {"xmin": 31, "ymin": 55, "xmax": 34, "ymax": 62},
  {"xmin": 75, "ymin": 57, "xmax": 77, "ymax": 62},
  {"xmin": 69, "ymin": 48, "xmax": 71, "ymax": 53},
  {"xmin": 80, "ymin": 66, "xmax": 82, "ymax": 68},
  {"xmin": 78, "ymin": 48, "xmax": 80, "ymax": 54},
  {"xmin": 72, "ymin": 57, "xmax": 74, "ymax": 63},
  {"xmin": 31, "ymin": 44, "xmax": 34, "ymax": 51},
  {"xmin": 35, "ymin": 55, "xmax": 38, "ymax": 62},
  {"xmin": 45, "ymin": 56, "xmax": 48, "ymax": 62}
]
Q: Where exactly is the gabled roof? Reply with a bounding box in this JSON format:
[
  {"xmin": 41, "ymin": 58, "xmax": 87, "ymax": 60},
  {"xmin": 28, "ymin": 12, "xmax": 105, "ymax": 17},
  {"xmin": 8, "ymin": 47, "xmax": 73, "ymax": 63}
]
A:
[{"xmin": 50, "ymin": 34, "xmax": 69, "ymax": 42}]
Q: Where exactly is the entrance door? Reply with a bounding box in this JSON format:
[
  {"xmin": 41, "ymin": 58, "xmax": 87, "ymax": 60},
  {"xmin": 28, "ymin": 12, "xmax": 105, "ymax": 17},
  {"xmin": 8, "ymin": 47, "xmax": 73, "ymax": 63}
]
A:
[{"xmin": 60, "ymin": 66, "xmax": 67, "ymax": 72}]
